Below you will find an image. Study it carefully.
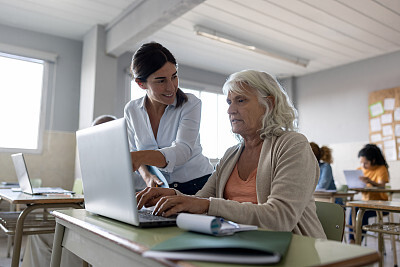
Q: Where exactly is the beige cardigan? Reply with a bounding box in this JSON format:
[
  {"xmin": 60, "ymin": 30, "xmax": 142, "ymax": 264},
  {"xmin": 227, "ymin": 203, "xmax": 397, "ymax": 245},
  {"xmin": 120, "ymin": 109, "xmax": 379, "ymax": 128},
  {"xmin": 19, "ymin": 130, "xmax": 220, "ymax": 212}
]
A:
[{"xmin": 194, "ymin": 131, "xmax": 326, "ymax": 239}]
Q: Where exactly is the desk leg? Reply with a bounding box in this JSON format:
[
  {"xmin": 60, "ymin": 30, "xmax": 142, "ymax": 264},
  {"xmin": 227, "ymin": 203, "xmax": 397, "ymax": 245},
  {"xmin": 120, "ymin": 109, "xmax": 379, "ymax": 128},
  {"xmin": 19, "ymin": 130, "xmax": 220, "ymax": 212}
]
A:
[
  {"xmin": 355, "ymin": 208, "xmax": 366, "ymax": 245},
  {"xmin": 50, "ymin": 222, "xmax": 65, "ymax": 267},
  {"xmin": 11, "ymin": 204, "xmax": 36, "ymax": 267},
  {"xmin": 11, "ymin": 203, "xmax": 82, "ymax": 267}
]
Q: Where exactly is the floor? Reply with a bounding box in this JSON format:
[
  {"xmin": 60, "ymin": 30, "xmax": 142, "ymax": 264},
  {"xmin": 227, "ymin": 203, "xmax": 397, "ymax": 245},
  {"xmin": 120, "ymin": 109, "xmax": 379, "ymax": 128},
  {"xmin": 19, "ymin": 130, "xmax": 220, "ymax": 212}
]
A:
[{"xmin": 0, "ymin": 234, "xmax": 26, "ymax": 267}]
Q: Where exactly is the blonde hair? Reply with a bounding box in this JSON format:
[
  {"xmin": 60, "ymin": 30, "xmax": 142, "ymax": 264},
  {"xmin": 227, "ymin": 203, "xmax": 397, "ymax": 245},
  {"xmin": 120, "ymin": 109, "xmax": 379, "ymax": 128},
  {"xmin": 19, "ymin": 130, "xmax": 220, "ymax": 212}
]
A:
[{"xmin": 222, "ymin": 70, "xmax": 297, "ymax": 138}]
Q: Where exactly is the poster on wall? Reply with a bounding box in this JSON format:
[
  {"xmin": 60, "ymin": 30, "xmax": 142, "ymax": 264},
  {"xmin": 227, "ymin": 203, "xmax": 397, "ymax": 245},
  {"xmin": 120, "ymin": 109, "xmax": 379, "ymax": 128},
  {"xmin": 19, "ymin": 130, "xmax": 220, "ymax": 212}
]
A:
[{"xmin": 368, "ymin": 87, "xmax": 400, "ymax": 161}]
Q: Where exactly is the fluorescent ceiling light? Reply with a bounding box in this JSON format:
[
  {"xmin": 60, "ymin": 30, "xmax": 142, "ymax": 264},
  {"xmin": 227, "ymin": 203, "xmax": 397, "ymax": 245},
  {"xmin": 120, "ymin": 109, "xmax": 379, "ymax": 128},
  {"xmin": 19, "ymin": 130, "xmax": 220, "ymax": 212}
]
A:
[{"xmin": 194, "ymin": 25, "xmax": 309, "ymax": 68}]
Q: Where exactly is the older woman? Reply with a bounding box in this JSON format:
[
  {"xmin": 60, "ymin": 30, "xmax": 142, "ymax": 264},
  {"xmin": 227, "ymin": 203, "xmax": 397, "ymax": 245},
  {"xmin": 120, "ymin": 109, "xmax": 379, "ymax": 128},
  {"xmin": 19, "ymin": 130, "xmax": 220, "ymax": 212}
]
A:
[{"xmin": 137, "ymin": 70, "xmax": 326, "ymax": 238}]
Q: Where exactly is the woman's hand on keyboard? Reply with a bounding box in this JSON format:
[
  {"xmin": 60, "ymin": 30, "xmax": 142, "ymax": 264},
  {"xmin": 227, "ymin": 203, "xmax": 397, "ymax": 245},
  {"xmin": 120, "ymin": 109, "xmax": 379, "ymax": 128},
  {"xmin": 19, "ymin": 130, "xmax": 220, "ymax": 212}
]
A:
[
  {"xmin": 152, "ymin": 195, "xmax": 210, "ymax": 217},
  {"xmin": 136, "ymin": 187, "xmax": 175, "ymax": 210}
]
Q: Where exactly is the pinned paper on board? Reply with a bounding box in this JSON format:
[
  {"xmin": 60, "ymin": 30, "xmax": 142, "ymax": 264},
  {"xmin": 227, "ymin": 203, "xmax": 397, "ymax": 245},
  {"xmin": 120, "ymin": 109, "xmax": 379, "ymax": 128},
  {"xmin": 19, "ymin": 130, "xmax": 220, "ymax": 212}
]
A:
[
  {"xmin": 382, "ymin": 125, "xmax": 393, "ymax": 136},
  {"xmin": 381, "ymin": 113, "xmax": 393, "ymax": 124},
  {"xmin": 384, "ymin": 140, "xmax": 397, "ymax": 161},
  {"xmin": 369, "ymin": 102, "xmax": 384, "ymax": 117},
  {"xmin": 384, "ymin": 98, "xmax": 395, "ymax": 111},
  {"xmin": 369, "ymin": 87, "xmax": 400, "ymax": 161},
  {"xmin": 370, "ymin": 133, "xmax": 382, "ymax": 142},
  {"xmin": 395, "ymin": 108, "xmax": 400, "ymax": 121},
  {"xmin": 370, "ymin": 117, "xmax": 381, "ymax": 132}
]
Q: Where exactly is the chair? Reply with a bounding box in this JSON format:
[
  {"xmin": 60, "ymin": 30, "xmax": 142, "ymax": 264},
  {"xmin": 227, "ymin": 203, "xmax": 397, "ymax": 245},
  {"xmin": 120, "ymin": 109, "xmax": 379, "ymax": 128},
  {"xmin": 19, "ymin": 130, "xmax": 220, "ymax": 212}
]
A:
[
  {"xmin": 72, "ymin": 178, "xmax": 84, "ymax": 195},
  {"xmin": 315, "ymin": 201, "xmax": 345, "ymax": 241}
]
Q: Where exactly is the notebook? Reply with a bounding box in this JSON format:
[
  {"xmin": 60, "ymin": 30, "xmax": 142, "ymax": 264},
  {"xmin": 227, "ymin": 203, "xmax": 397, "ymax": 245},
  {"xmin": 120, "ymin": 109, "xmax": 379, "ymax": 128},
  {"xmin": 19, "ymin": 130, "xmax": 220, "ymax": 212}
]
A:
[
  {"xmin": 76, "ymin": 118, "xmax": 176, "ymax": 227},
  {"xmin": 11, "ymin": 153, "xmax": 74, "ymax": 195},
  {"xmin": 143, "ymin": 230, "xmax": 292, "ymax": 264},
  {"xmin": 343, "ymin": 170, "xmax": 366, "ymax": 189}
]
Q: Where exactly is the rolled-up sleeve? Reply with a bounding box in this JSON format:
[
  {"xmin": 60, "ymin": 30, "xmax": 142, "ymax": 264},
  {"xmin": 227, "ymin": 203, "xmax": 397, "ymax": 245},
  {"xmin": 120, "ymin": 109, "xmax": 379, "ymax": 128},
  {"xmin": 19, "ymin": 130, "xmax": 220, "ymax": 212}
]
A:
[{"xmin": 158, "ymin": 98, "xmax": 202, "ymax": 172}]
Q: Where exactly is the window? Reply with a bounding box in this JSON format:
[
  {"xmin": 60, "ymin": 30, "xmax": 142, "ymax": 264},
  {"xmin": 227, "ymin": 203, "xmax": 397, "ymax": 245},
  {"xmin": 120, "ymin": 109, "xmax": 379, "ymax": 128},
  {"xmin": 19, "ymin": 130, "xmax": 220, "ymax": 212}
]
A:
[
  {"xmin": 130, "ymin": 82, "xmax": 237, "ymax": 159},
  {"xmin": 0, "ymin": 53, "xmax": 46, "ymax": 152}
]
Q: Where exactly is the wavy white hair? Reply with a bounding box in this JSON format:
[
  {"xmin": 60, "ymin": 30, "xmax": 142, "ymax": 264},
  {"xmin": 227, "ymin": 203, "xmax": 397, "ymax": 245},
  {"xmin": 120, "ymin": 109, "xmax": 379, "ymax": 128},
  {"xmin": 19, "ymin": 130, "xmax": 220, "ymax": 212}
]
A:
[{"xmin": 222, "ymin": 70, "xmax": 298, "ymax": 139}]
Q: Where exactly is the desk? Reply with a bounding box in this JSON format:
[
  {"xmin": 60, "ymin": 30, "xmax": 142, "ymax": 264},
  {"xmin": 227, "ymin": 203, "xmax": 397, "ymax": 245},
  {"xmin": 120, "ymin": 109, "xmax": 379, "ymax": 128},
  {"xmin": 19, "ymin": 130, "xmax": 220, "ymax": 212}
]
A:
[
  {"xmin": 349, "ymin": 188, "xmax": 400, "ymax": 201},
  {"xmin": 347, "ymin": 200, "xmax": 400, "ymax": 267},
  {"xmin": 314, "ymin": 190, "xmax": 357, "ymax": 203},
  {"xmin": 0, "ymin": 189, "xmax": 84, "ymax": 267},
  {"xmin": 50, "ymin": 209, "xmax": 379, "ymax": 267}
]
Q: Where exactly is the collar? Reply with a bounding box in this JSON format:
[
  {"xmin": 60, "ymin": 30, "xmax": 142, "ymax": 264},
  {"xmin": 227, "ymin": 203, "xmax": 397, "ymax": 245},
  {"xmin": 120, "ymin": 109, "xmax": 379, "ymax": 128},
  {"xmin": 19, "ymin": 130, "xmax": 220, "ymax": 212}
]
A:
[{"xmin": 139, "ymin": 95, "xmax": 178, "ymax": 110}]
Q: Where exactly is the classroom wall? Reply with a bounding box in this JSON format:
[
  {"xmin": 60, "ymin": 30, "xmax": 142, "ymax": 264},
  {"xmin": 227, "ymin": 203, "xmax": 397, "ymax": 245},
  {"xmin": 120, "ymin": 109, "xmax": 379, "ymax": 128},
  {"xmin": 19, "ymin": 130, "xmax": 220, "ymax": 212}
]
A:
[
  {"xmin": 0, "ymin": 24, "xmax": 82, "ymax": 189},
  {"xmin": 294, "ymin": 50, "xmax": 400, "ymax": 189}
]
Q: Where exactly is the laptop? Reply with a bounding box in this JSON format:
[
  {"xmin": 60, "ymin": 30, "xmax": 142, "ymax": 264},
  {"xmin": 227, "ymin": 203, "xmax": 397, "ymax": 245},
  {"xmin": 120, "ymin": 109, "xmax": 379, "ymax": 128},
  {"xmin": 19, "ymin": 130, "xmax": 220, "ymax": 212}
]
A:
[
  {"xmin": 11, "ymin": 153, "xmax": 74, "ymax": 195},
  {"xmin": 343, "ymin": 170, "xmax": 366, "ymax": 189},
  {"xmin": 76, "ymin": 118, "xmax": 176, "ymax": 227}
]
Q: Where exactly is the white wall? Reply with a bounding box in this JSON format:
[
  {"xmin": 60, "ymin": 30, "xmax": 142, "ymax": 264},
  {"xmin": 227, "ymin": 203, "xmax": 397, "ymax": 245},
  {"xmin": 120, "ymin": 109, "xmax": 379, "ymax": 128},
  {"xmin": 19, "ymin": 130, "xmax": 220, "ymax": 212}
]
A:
[{"xmin": 294, "ymin": 50, "xmax": 400, "ymax": 189}]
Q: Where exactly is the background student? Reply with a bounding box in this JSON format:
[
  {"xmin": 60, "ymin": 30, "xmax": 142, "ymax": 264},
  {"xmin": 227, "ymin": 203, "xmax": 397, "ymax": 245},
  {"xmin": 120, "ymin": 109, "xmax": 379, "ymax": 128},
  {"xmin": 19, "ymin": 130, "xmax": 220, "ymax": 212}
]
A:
[
  {"xmin": 137, "ymin": 70, "xmax": 326, "ymax": 239},
  {"xmin": 125, "ymin": 42, "xmax": 213, "ymax": 194},
  {"xmin": 310, "ymin": 142, "xmax": 337, "ymax": 191},
  {"xmin": 348, "ymin": 143, "xmax": 389, "ymax": 243},
  {"xmin": 310, "ymin": 142, "xmax": 343, "ymax": 205}
]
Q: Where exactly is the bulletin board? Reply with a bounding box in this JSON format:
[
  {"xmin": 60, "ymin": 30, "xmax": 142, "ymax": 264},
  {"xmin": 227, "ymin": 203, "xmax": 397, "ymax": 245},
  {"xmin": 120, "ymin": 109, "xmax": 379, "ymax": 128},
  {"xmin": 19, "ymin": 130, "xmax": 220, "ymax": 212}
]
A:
[{"xmin": 368, "ymin": 87, "xmax": 400, "ymax": 161}]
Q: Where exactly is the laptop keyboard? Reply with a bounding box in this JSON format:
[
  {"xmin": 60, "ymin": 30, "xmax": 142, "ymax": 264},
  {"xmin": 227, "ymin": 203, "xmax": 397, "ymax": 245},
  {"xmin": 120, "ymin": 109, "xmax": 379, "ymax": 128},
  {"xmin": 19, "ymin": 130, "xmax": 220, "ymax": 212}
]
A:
[{"xmin": 138, "ymin": 209, "xmax": 175, "ymax": 222}]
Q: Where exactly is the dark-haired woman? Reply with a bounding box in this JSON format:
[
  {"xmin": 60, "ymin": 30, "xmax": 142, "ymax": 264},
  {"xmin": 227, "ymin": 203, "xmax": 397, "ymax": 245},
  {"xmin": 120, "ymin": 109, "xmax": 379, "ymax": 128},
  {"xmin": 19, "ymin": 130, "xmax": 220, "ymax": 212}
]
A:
[
  {"xmin": 348, "ymin": 144, "xmax": 389, "ymax": 243},
  {"xmin": 124, "ymin": 42, "xmax": 213, "ymax": 195}
]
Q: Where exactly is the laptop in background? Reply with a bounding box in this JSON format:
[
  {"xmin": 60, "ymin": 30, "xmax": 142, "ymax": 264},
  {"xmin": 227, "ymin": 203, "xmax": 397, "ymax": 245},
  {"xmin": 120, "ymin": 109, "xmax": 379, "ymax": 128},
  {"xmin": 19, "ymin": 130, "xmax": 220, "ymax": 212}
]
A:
[
  {"xmin": 343, "ymin": 170, "xmax": 366, "ymax": 189},
  {"xmin": 11, "ymin": 153, "xmax": 74, "ymax": 195},
  {"xmin": 76, "ymin": 118, "xmax": 176, "ymax": 227}
]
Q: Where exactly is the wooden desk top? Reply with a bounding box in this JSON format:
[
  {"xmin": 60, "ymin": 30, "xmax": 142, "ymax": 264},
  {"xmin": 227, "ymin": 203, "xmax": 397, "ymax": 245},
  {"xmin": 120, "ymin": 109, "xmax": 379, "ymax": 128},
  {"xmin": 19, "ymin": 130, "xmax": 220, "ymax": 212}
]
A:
[
  {"xmin": 313, "ymin": 190, "xmax": 357, "ymax": 197},
  {"xmin": 347, "ymin": 200, "xmax": 400, "ymax": 212},
  {"xmin": 349, "ymin": 188, "xmax": 400, "ymax": 194},
  {"xmin": 0, "ymin": 189, "xmax": 84, "ymax": 204},
  {"xmin": 52, "ymin": 209, "xmax": 380, "ymax": 267}
]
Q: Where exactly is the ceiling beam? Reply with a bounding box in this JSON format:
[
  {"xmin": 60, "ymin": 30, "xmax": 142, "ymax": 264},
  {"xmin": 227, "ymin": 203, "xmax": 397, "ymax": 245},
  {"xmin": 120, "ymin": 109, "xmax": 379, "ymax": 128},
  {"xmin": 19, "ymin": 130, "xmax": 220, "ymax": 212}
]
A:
[{"xmin": 105, "ymin": 0, "xmax": 205, "ymax": 57}]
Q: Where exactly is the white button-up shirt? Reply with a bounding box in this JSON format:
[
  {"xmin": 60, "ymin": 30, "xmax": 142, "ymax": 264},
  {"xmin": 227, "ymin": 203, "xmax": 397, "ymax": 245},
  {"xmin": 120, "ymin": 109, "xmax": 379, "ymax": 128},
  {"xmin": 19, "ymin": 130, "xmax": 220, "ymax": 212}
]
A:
[{"xmin": 124, "ymin": 93, "xmax": 214, "ymax": 184}]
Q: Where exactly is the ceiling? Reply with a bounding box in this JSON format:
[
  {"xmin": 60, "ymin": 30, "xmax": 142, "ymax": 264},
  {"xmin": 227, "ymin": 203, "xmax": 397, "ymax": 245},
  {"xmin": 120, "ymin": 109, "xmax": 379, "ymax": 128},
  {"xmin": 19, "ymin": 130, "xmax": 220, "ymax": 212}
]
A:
[{"xmin": 0, "ymin": 0, "xmax": 399, "ymax": 78}]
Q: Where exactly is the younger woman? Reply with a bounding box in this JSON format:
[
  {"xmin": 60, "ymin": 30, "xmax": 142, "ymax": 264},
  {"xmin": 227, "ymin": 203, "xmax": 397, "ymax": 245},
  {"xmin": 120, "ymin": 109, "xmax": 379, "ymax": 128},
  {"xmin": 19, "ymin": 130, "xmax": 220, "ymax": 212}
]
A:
[
  {"xmin": 348, "ymin": 144, "xmax": 389, "ymax": 243},
  {"xmin": 124, "ymin": 42, "xmax": 213, "ymax": 194}
]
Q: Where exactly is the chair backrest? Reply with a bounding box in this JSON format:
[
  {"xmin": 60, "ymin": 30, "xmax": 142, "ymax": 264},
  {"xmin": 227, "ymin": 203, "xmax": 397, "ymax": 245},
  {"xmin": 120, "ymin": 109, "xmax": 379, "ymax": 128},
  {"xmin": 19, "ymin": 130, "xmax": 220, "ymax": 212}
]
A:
[
  {"xmin": 72, "ymin": 178, "xmax": 84, "ymax": 195},
  {"xmin": 315, "ymin": 201, "xmax": 345, "ymax": 241},
  {"xmin": 30, "ymin": 178, "xmax": 42, "ymax": 188}
]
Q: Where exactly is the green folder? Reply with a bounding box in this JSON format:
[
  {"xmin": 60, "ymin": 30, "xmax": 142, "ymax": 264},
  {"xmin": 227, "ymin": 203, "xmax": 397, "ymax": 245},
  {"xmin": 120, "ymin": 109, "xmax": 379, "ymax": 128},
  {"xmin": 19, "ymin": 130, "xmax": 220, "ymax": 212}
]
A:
[{"xmin": 143, "ymin": 230, "xmax": 292, "ymax": 264}]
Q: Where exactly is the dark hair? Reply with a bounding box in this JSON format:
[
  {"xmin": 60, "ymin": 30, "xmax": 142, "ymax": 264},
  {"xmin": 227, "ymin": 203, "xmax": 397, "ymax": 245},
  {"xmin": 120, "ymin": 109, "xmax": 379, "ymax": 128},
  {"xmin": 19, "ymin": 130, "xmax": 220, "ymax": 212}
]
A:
[
  {"xmin": 310, "ymin": 142, "xmax": 333, "ymax": 164},
  {"xmin": 358, "ymin": 144, "xmax": 388, "ymax": 169},
  {"xmin": 131, "ymin": 42, "xmax": 187, "ymax": 108},
  {"xmin": 91, "ymin": 115, "xmax": 117, "ymax": 126}
]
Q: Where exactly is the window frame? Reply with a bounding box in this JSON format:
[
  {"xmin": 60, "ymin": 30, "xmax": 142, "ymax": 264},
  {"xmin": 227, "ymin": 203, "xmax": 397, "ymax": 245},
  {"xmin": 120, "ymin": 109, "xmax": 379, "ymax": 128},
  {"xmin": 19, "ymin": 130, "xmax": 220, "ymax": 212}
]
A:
[{"xmin": 0, "ymin": 49, "xmax": 54, "ymax": 153}]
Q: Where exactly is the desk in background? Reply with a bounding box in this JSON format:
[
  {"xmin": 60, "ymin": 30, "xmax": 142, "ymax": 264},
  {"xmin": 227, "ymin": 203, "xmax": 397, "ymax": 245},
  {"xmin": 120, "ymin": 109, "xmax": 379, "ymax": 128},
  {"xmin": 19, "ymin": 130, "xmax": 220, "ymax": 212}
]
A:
[
  {"xmin": 50, "ymin": 209, "xmax": 379, "ymax": 267},
  {"xmin": 314, "ymin": 190, "xmax": 357, "ymax": 203},
  {"xmin": 347, "ymin": 200, "xmax": 400, "ymax": 267},
  {"xmin": 349, "ymin": 188, "xmax": 400, "ymax": 201},
  {"xmin": 0, "ymin": 189, "xmax": 84, "ymax": 267}
]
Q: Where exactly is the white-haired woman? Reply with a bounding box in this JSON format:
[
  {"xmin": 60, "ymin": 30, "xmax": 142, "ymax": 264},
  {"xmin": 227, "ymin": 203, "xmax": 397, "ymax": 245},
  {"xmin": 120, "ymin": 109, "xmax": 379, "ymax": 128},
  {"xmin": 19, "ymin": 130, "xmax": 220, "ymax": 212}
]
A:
[{"xmin": 137, "ymin": 70, "xmax": 326, "ymax": 238}]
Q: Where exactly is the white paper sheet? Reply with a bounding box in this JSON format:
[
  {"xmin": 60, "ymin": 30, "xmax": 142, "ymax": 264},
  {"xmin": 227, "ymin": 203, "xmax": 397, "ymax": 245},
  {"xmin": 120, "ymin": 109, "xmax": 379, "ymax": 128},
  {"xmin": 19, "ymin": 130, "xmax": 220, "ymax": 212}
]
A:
[
  {"xmin": 369, "ymin": 102, "xmax": 384, "ymax": 117},
  {"xmin": 382, "ymin": 125, "xmax": 393, "ymax": 136},
  {"xmin": 381, "ymin": 113, "xmax": 393, "ymax": 124},
  {"xmin": 384, "ymin": 140, "xmax": 397, "ymax": 161},
  {"xmin": 370, "ymin": 133, "xmax": 382, "ymax": 142},
  {"xmin": 395, "ymin": 108, "xmax": 400, "ymax": 121},
  {"xmin": 395, "ymin": 124, "xmax": 400, "ymax": 137},
  {"xmin": 370, "ymin": 117, "xmax": 381, "ymax": 132},
  {"xmin": 384, "ymin": 98, "xmax": 395, "ymax": 111}
]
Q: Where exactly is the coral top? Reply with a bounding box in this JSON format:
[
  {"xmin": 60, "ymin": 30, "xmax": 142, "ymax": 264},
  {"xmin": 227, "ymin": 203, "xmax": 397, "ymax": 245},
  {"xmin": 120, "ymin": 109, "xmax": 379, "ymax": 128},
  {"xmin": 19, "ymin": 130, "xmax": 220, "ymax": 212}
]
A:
[{"xmin": 223, "ymin": 163, "xmax": 258, "ymax": 204}]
